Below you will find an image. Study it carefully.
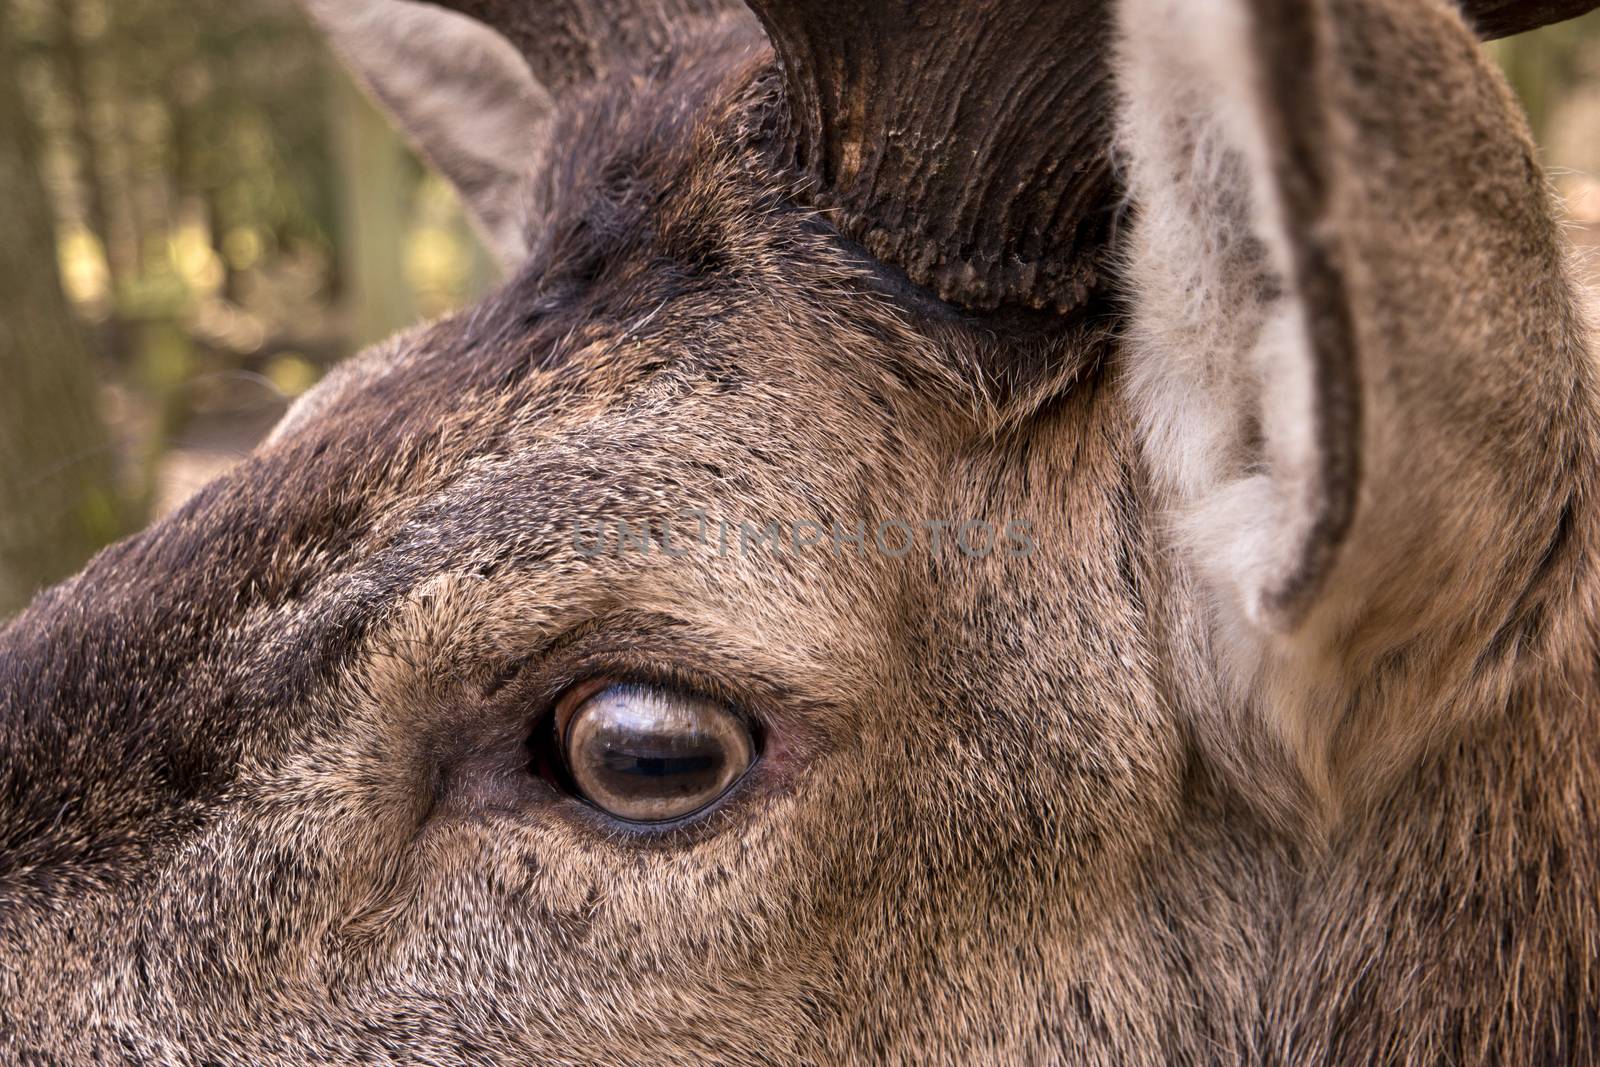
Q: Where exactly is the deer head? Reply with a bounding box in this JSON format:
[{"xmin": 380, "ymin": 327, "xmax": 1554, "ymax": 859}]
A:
[{"xmin": 3, "ymin": 0, "xmax": 1598, "ymax": 1063}]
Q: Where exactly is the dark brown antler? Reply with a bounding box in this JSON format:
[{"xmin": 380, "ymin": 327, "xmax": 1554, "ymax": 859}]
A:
[
  {"xmin": 429, "ymin": 0, "xmax": 733, "ymax": 90},
  {"xmin": 743, "ymin": 0, "xmax": 1116, "ymax": 315},
  {"xmin": 1461, "ymin": 0, "xmax": 1599, "ymax": 39}
]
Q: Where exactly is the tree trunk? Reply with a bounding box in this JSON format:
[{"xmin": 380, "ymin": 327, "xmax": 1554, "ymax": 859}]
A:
[
  {"xmin": 0, "ymin": 13, "xmax": 124, "ymax": 618},
  {"xmin": 53, "ymin": 0, "xmax": 133, "ymax": 363},
  {"xmin": 332, "ymin": 69, "xmax": 416, "ymax": 349}
]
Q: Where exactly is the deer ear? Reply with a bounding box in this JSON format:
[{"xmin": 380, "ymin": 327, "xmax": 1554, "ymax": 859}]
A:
[
  {"xmin": 301, "ymin": 0, "xmax": 550, "ymax": 267},
  {"xmin": 1117, "ymin": 0, "xmax": 1358, "ymax": 637},
  {"xmin": 1115, "ymin": 0, "xmax": 1590, "ymax": 803}
]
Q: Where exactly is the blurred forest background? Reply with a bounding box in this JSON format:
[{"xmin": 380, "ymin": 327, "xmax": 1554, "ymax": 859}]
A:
[{"xmin": 1, "ymin": 0, "xmax": 1599, "ymax": 618}]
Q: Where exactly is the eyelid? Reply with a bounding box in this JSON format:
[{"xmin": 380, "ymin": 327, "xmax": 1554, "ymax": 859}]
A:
[{"xmin": 487, "ymin": 609, "xmax": 826, "ymax": 739}]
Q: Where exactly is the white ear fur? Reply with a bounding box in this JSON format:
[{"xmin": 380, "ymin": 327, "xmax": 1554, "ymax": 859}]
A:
[
  {"xmin": 1117, "ymin": 0, "xmax": 1336, "ymax": 643},
  {"xmin": 1115, "ymin": 0, "xmax": 1375, "ymax": 812},
  {"xmin": 301, "ymin": 0, "xmax": 551, "ymax": 267}
]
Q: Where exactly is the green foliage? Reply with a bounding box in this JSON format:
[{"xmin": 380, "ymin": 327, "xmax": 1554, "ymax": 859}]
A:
[
  {"xmin": 2, "ymin": 0, "xmax": 494, "ymax": 560},
  {"xmin": 1491, "ymin": 10, "xmax": 1600, "ymax": 147}
]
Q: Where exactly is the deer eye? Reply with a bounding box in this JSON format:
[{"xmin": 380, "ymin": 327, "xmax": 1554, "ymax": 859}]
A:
[{"xmin": 558, "ymin": 682, "xmax": 756, "ymax": 823}]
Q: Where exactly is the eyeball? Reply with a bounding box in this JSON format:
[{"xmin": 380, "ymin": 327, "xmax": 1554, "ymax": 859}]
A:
[{"xmin": 560, "ymin": 682, "xmax": 755, "ymax": 823}]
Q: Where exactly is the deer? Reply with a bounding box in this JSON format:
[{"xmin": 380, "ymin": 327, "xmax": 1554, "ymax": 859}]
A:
[{"xmin": 2, "ymin": 0, "xmax": 1598, "ymax": 1062}]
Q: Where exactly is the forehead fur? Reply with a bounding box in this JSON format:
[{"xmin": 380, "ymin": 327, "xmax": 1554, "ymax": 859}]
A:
[
  {"xmin": 0, "ymin": 15, "xmax": 1085, "ymax": 913},
  {"xmin": 0, "ymin": 19, "xmax": 1167, "ymax": 1064}
]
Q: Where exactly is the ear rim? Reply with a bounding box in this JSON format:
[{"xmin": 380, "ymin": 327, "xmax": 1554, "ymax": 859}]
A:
[
  {"xmin": 1109, "ymin": 0, "xmax": 1370, "ymax": 814},
  {"xmin": 300, "ymin": 0, "xmax": 552, "ymax": 268},
  {"xmin": 1239, "ymin": 0, "xmax": 1361, "ymax": 624},
  {"xmin": 1113, "ymin": 0, "xmax": 1363, "ymax": 635}
]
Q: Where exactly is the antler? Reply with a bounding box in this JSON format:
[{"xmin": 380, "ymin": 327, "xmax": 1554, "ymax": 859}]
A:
[
  {"xmin": 743, "ymin": 0, "xmax": 1116, "ymax": 315},
  {"xmin": 1462, "ymin": 0, "xmax": 1599, "ymax": 39},
  {"xmin": 431, "ymin": 0, "xmax": 733, "ymax": 90}
]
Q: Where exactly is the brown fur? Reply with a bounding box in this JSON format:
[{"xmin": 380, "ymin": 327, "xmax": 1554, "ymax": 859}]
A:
[{"xmin": 1, "ymin": 0, "xmax": 1596, "ymax": 1063}]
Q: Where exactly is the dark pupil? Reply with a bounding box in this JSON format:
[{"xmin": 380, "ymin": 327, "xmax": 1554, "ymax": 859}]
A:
[{"xmin": 590, "ymin": 729, "xmax": 727, "ymax": 797}]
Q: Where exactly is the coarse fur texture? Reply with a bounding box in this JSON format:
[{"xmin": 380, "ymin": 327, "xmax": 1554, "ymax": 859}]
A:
[{"xmin": 1, "ymin": 0, "xmax": 1597, "ymax": 1064}]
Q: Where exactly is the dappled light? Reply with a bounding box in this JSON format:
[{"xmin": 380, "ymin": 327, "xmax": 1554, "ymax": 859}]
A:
[{"xmin": 0, "ymin": 0, "xmax": 496, "ymax": 616}]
